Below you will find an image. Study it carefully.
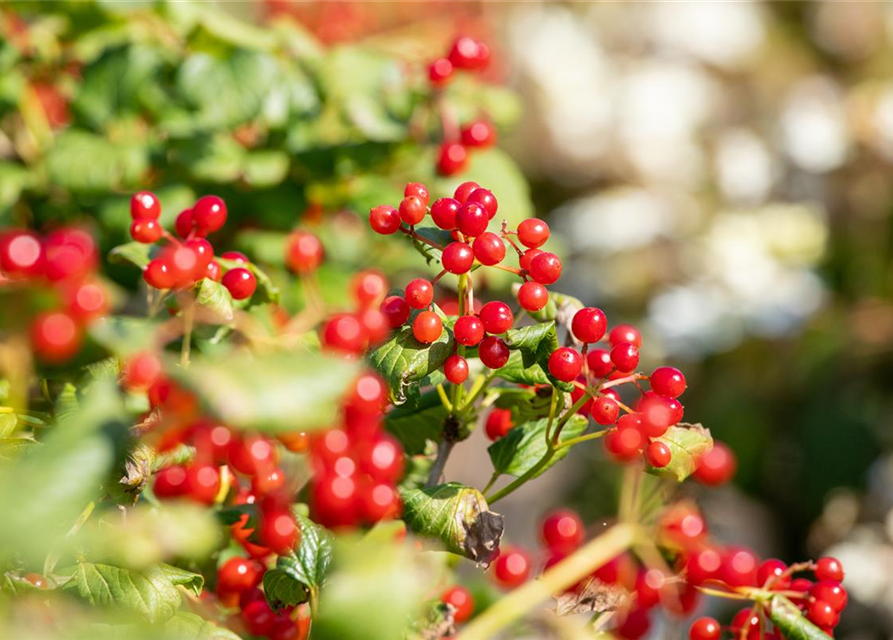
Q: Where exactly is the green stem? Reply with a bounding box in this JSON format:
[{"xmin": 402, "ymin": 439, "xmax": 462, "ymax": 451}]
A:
[
  {"xmin": 543, "ymin": 386, "xmax": 560, "ymax": 443},
  {"xmin": 436, "ymin": 384, "xmax": 453, "ymax": 412},
  {"xmin": 553, "ymin": 430, "xmax": 607, "ymax": 450},
  {"xmin": 456, "ymin": 523, "xmax": 639, "ymax": 640},
  {"xmin": 180, "ymin": 301, "xmax": 195, "ymax": 368},
  {"xmin": 482, "ymin": 471, "xmax": 499, "ymax": 496},
  {"xmin": 486, "ymin": 449, "xmax": 554, "ymax": 505}
]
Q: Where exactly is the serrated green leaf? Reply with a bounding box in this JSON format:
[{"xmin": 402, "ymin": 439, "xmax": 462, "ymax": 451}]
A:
[
  {"xmin": 504, "ymin": 322, "xmax": 556, "ymax": 355},
  {"xmin": 645, "ymin": 423, "xmax": 713, "ymax": 482},
  {"xmin": 266, "ymin": 514, "xmax": 333, "ymax": 610},
  {"xmin": 158, "ymin": 563, "xmax": 204, "ymax": 597},
  {"xmin": 400, "ymin": 483, "xmax": 503, "ymax": 563},
  {"xmin": 163, "ymin": 611, "xmax": 243, "ymax": 640},
  {"xmin": 369, "ymin": 323, "xmax": 453, "ymax": 405},
  {"xmin": 109, "ymin": 241, "xmax": 152, "ymax": 270},
  {"xmin": 501, "ymin": 321, "xmax": 573, "ymax": 391},
  {"xmin": 171, "ymin": 350, "xmax": 358, "ymax": 433},
  {"xmin": 487, "ymin": 414, "xmax": 588, "ymax": 479},
  {"xmin": 769, "ymin": 595, "xmax": 833, "ymax": 640},
  {"xmin": 495, "ymin": 350, "xmax": 551, "ymax": 387},
  {"xmin": 194, "ymin": 278, "xmax": 234, "ymax": 322},
  {"xmin": 66, "ymin": 562, "xmax": 184, "ymax": 623},
  {"xmin": 384, "ymin": 390, "xmax": 446, "ymax": 455}
]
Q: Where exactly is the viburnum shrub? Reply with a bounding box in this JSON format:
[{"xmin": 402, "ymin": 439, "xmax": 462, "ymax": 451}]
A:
[{"xmin": 0, "ymin": 183, "xmax": 848, "ymax": 640}]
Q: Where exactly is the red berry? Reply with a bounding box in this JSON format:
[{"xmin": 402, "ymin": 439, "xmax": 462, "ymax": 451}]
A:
[
  {"xmin": 65, "ymin": 280, "xmax": 107, "ymax": 321},
  {"xmin": 175, "ymin": 209, "xmax": 194, "ymax": 238},
  {"xmin": 811, "ymin": 580, "xmax": 847, "ymax": 611},
  {"xmin": 448, "ymin": 36, "xmax": 484, "ymax": 70},
  {"xmin": 461, "ymin": 122, "xmax": 496, "ymax": 149},
  {"xmin": 352, "ymin": 270, "xmax": 387, "ymax": 308},
  {"xmin": 645, "ymin": 441, "xmax": 671, "ymax": 468},
  {"xmin": 413, "ymin": 311, "xmax": 442, "ymax": 344},
  {"xmin": 260, "ymin": 505, "xmax": 299, "ymax": 554},
  {"xmin": 404, "ymin": 182, "xmax": 430, "ymax": 205},
  {"xmin": 285, "ymin": 231, "xmax": 324, "ymax": 274},
  {"xmin": 528, "ymin": 251, "xmax": 562, "ymax": 284},
  {"xmin": 616, "ymin": 608, "xmax": 650, "ymax": 640},
  {"xmin": 467, "ymin": 188, "xmax": 498, "ymax": 219},
  {"xmin": 242, "ymin": 600, "xmax": 276, "ymax": 637},
  {"xmin": 807, "ymin": 600, "xmax": 839, "ymax": 629},
  {"xmin": 694, "ymin": 441, "xmax": 737, "ymax": 486},
  {"xmin": 479, "ymin": 301, "xmax": 513, "ymax": 334},
  {"xmin": 164, "ymin": 245, "xmax": 200, "ymax": 288},
  {"xmin": 405, "ymin": 278, "xmax": 434, "ymax": 309},
  {"xmin": 517, "ymin": 219, "xmax": 550, "ymax": 249},
  {"xmin": 478, "ymin": 336, "xmax": 509, "ymax": 369},
  {"xmin": 221, "ymin": 251, "xmax": 249, "ymax": 264},
  {"xmin": 43, "ymin": 228, "xmax": 97, "ymax": 282},
  {"xmin": 587, "ymin": 349, "xmax": 613, "ymax": 378},
  {"xmin": 688, "ymin": 617, "xmax": 721, "ymax": 640},
  {"xmin": 591, "ymin": 396, "xmax": 619, "ymax": 425},
  {"xmin": 540, "ymin": 509, "xmax": 584, "ymax": 552},
  {"xmin": 604, "ymin": 424, "xmax": 645, "ymax": 462},
  {"xmin": 548, "ymin": 347, "xmax": 582, "ymax": 382},
  {"xmin": 322, "ymin": 314, "xmax": 366, "ymax": 354},
  {"xmin": 0, "ymin": 230, "xmax": 43, "ymax": 278},
  {"xmin": 492, "ymin": 548, "xmax": 531, "ymax": 588},
  {"xmin": 722, "ymin": 547, "xmax": 759, "ymax": 588},
  {"xmin": 454, "ymin": 315, "xmax": 485, "ymax": 346},
  {"xmin": 357, "ymin": 481, "xmax": 400, "ymax": 523},
  {"xmin": 399, "ymin": 196, "xmax": 427, "ymax": 225},
  {"xmin": 517, "ymin": 281, "xmax": 548, "ymax": 312},
  {"xmin": 217, "ymin": 557, "xmax": 264, "ymax": 595},
  {"xmin": 31, "ymin": 311, "xmax": 82, "ymax": 363},
  {"xmin": 370, "ymin": 204, "xmax": 402, "ymax": 235},
  {"xmin": 228, "ymin": 436, "xmax": 276, "ymax": 476},
  {"xmin": 730, "ymin": 609, "xmax": 761, "ymax": 639},
  {"xmin": 456, "ymin": 202, "xmax": 489, "ymax": 238},
  {"xmin": 650, "ymin": 366, "xmax": 686, "ymax": 398},
  {"xmin": 610, "ymin": 342, "xmax": 639, "ymax": 372},
  {"xmin": 252, "ymin": 467, "xmax": 286, "ymax": 495},
  {"xmin": 130, "ymin": 191, "xmax": 161, "ymax": 220},
  {"xmin": 222, "ymin": 267, "xmax": 257, "ymax": 300},
  {"xmin": 130, "ymin": 218, "xmax": 162, "ymax": 244},
  {"xmin": 757, "ymin": 559, "xmax": 791, "ymax": 589},
  {"xmin": 269, "ymin": 615, "xmax": 306, "ymax": 640},
  {"xmin": 519, "ymin": 248, "xmax": 542, "ymax": 272},
  {"xmin": 123, "ymin": 351, "xmax": 162, "ymax": 390},
  {"xmin": 485, "ymin": 408, "xmax": 513, "ymax": 440},
  {"xmin": 192, "ymin": 195, "xmax": 227, "ymax": 234},
  {"xmin": 381, "ymin": 295, "xmax": 410, "ymax": 328},
  {"xmin": 440, "ymin": 586, "xmax": 474, "ymax": 623},
  {"xmin": 815, "ymin": 557, "xmax": 844, "ymax": 582},
  {"xmin": 428, "ymin": 58, "xmax": 453, "ymax": 85},
  {"xmin": 685, "ymin": 549, "xmax": 722, "ymax": 585},
  {"xmin": 154, "ymin": 465, "xmax": 187, "ymax": 498},
  {"xmin": 430, "ymin": 198, "xmax": 460, "ymax": 230},
  {"xmin": 437, "ymin": 142, "xmax": 468, "ymax": 176},
  {"xmin": 357, "ymin": 434, "xmax": 404, "ymax": 483},
  {"xmin": 442, "ymin": 242, "xmax": 474, "ymax": 274},
  {"xmin": 454, "ymin": 181, "xmax": 481, "ymax": 204},
  {"xmin": 185, "ymin": 464, "xmax": 220, "ymax": 505},
  {"xmin": 312, "ymin": 473, "xmax": 358, "ymax": 528},
  {"xmin": 609, "ymin": 324, "xmax": 642, "ymax": 348},
  {"xmin": 639, "ymin": 395, "xmax": 675, "ymax": 438},
  {"xmin": 472, "ymin": 232, "xmax": 505, "ymax": 266},
  {"xmin": 444, "ymin": 354, "xmax": 469, "ymax": 384},
  {"xmin": 571, "ymin": 307, "xmax": 607, "ymax": 343}
]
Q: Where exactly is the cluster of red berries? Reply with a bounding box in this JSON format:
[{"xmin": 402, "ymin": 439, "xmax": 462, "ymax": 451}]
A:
[
  {"xmin": 216, "ymin": 557, "xmax": 310, "ymax": 640},
  {"xmin": 0, "ymin": 226, "xmax": 106, "ymax": 363},
  {"xmin": 308, "ymin": 372, "xmax": 404, "ymax": 529},
  {"xmin": 130, "ymin": 192, "xmax": 258, "ymax": 301},
  {"xmin": 425, "ymin": 36, "xmax": 497, "ymax": 175}
]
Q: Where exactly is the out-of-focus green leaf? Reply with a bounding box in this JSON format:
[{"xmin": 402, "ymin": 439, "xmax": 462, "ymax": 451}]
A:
[
  {"xmin": 0, "ymin": 412, "xmax": 17, "ymax": 437},
  {"xmin": 0, "ymin": 435, "xmax": 37, "ymax": 461},
  {"xmin": 74, "ymin": 45, "xmax": 162, "ymax": 128},
  {"xmin": 487, "ymin": 414, "xmax": 588, "ymax": 479},
  {"xmin": 163, "ymin": 612, "xmax": 243, "ymax": 640},
  {"xmin": 384, "ymin": 390, "xmax": 446, "ymax": 455},
  {"xmin": 369, "ymin": 322, "xmax": 453, "ymax": 405},
  {"xmin": 194, "ymin": 278, "xmax": 234, "ymax": 323},
  {"xmin": 173, "ymin": 134, "xmax": 245, "ymax": 183},
  {"xmin": 90, "ymin": 316, "xmax": 158, "ymax": 357},
  {"xmin": 44, "ymin": 131, "xmax": 148, "ymax": 192},
  {"xmin": 171, "ymin": 350, "xmax": 359, "ymax": 433},
  {"xmin": 769, "ymin": 595, "xmax": 832, "ymax": 640},
  {"xmin": 645, "ymin": 424, "xmax": 713, "ymax": 482},
  {"xmin": 400, "ymin": 483, "xmax": 503, "ymax": 563},
  {"xmin": 109, "ymin": 242, "xmax": 152, "ymax": 270},
  {"xmin": 243, "ymin": 150, "xmax": 290, "ymax": 187}
]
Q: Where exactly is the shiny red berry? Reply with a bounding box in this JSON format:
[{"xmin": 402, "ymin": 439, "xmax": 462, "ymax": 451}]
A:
[
  {"xmin": 528, "ymin": 251, "xmax": 562, "ymax": 284},
  {"xmin": 192, "ymin": 195, "xmax": 227, "ymax": 234},
  {"xmin": 645, "ymin": 441, "xmax": 671, "ymax": 468},
  {"xmin": 260, "ymin": 505, "xmax": 299, "ymax": 555},
  {"xmin": 610, "ymin": 342, "xmax": 639, "ymax": 372},
  {"xmin": 123, "ymin": 351, "xmax": 162, "ymax": 390},
  {"xmin": 370, "ymin": 204, "xmax": 402, "ymax": 235},
  {"xmin": 322, "ymin": 314, "xmax": 367, "ymax": 354},
  {"xmin": 609, "ymin": 324, "xmax": 642, "ymax": 348},
  {"xmin": 806, "ymin": 600, "xmax": 839, "ymax": 629},
  {"xmin": 154, "ymin": 465, "xmax": 187, "ymax": 498},
  {"xmin": 242, "ymin": 599, "xmax": 276, "ymax": 637},
  {"xmin": 428, "ymin": 58, "xmax": 453, "ymax": 85},
  {"xmin": 722, "ymin": 547, "xmax": 759, "ymax": 588},
  {"xmin": 519, "ymin": 248, "xmax": 542, "ymax": 272},
  {"xmin": 454, "ymin": 315, "xmax": 485, "ymax": 346},
  {"xmin": 444, "ymin": 354, "xmax": 469, "ymax": 384},
  {"xmin": 175, "ymin": 209, "xmax": 194, "ymax": 238},
  {"xmin": 185, "ymin": 464, "xmax": 220, "ymax": 504},
  {"xmin": 381, "ymin": 295, "xmax": 410, "ymax": 328},
  {"xmin": 479, "ymin": 301, "xmax": 513, "ymax": 334},
  {"xmin": 485, "ymin": 408, "xmax": 513, "ymax": 440},
  {"xmin": 650, "ymin": 366, "xmax": 686, "ymax": 398},
  {"xmin": 437, "ymin": 142, "xmax": 468, "ymax": 176},
  {"xmin": 217, "ymin": 557, "xmax": 264, "ymax": 595},
  {"xmin": 454, "ymin": 181, "xmax": 480, "ymax": 204},
  {"xmin": 757, "ymin": 559, "xmax": 791, "ymax": 589},
  {"xmin": 31, "ymin": 311, "xmax": 82, "ymax": 363},
  {"xmin": 688, "ymin": 617, "xmax": 721, "ymax": 640},
  {"xmin": 548, "ymin": 347, "xmax": 582, "ymax": 382},
  {"xmin": 404, "ymin": 182, "xmax": 430, "ymax": 205},
  {"xmin": 587, "ymin": 348, "xmax": 613, "ymax": 378},
  {"xmin": 571, "ymin": 307, "xmax": 607, "ymax": 343},
  {"xmin": 221, "ymin": 251, "xmax": 249, "ymax": 264},
  {"xmin": 591, "ymin": 396, "xmax": 619, "ymax": 425},
  {"xmin": 811, "ymin": 580, "xmax": 847, "ymax": 611},
  {"xmin": 461, "ymin": 122, "xmax": 496, "ymax": 149},
  {"xmin": 413, "ymin": 311, "xmax": 442, "ymax": 344},
  {"xmin": 492, "ymin": 548, "xmax": 531, "ymax": 588},
  {"xmin": 399, "ymin": 196, "xmax": 426, "ymax": 225},
  {"xmin": 130, "ymin": 191, "xmax": 161, "ymax": 220},
  {"xmin": 472, "ymin": 232, "xmax": 505, "ymax": 265},
  {"xmin": 815, "ymin": 557, "xmax": 844, "ymax": 583},
  {"xmin": 479, "ymin": 336, "xmax": 509, "ymax": 369},
  {"xmin": 540, "ymin": 509, "xmax": 584, "ymax": 552},
  {"xmin": 222, "ymin": 268, "xmax": 257, "ymax": 300},
  {"xmin": 130, "ymin": 218, "xmax": 162, "ymax": 244},
  {"xmin": 456, "ymin": 202, "xmax": 489, "ymax": 238},
  {"xmin": 442, "ymin": 242, "xmax": 474, "ymax": 274},
  {"xmin": 467, "ymin": 188, "xmax": 498, "ymax": 219},
  {"xmin": 430, "ymin": 198, "xmax": 460, "ymax": 230},
  {"xmin": 0, "ymin": 230, "xmax": 43, "ymax": 278},
  {"xmin": 694, "ymin": 441, "xmax": 737, "ymax": 486},
  {"xmin": 351, "ymin": 270, "xmax": 388, "ymax": 308},
  {"xmin": 405, "ymin": 278, "xmax": 434, "ymax": 309},
  {"xmin": 517, "ymin": 219, "xmax": 550, "ymax": 249},
  {"xmin": 517, "ymin": 281, "xmax": 548, "ymax": 312}
]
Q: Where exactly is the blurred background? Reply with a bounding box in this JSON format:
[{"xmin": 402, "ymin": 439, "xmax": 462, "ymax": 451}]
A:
[{"xmin": 2, "ymin": 2, "xmax": 892, "ymax": 637}]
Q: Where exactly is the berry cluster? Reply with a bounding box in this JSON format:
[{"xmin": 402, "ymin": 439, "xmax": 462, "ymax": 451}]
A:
[
  {"xmin": 130, "ymin": 192, "xmax": 258, "ymax": 301},
  {"xmin": 0, "ymin": 226, "xmax": 106, "ymax": 362}
]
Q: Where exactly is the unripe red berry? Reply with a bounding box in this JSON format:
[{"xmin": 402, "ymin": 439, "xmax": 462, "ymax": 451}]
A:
[
  {"xmin": 587, "ymin": 348, "xmax": 613, "ymax": 378},
  {"xmin": 548, "ymin": 347, "xmax": 582, "ymax": 382},
  {"xmin": 285, "ymin": 231, "xmax": 324, "ymax": 274},
  {"xmin": 650, "ymin": 366, "xmax": 686, "ymax": 398},
  {"xmin": 609, "ymin": 324, "xmax": 642, "ymax": 348},
  {"xmin": 370, "ymin": 204, "xmax": 402, "ymax": 235},
  {"xmin": 645, "ymin": 441, "xmax": 672, "ymax": 468},
  {"xmin": 467, "ymin": 188, "xmax": 498, "ymax": 219},
  {"xmin": 610, "ymin": 342, "xmax": 639, "ymax": 372},
  {"xmin": 485, "ymin": 408, "xmax": 513, "ymax": 440},
  {"xmin": 404, "ymin": 182, "xmax": 430, "ymax": 206},
  {"xmin": 440, "ymin": 586, "xmax": 474, "ymax": 623},
  {"xmin": 192, "ymin": 195, "xmax": 227, "ymax": 234},
  {"xmin": 437, "ymin": 142, "xmax": 468, "ymax": 176},
  {"xmin": 540, "ymin": 509, "xmax": 584, "ymax": 552},
  {"xmin": 430, "ymin": 198, "xmax": 460, "ymax": 230},
  {"xmin": 399, "ymin": 196, "xmax": 427, "ymax": 225},
  {"xmin": 31, "ymin": 311, "xmax": 82, "ymax": 363},
  {"xmin": 351, "ymin": 270, "xmax": 388, "ymax": 308},
  {"xmin": 472, "ymin": 232, "xmax": 505, "ymax": 265},
  {"xmin": 413, "ymin": 311, "xmax": 442, "ymax": 344},
  {"xmin": 454, "ymin": 315, "xmax": 485, "ymax": 346},
  {"xmin": 461, "ymin": 122, "xmax": 496, "ymax": 149},
  {"xmin": 591, "ymin": 396, "xmax": 619, "ymax": 425},
  {"xmin": 478, "ymin": 336, "xmax": 509, "ymax": 369},
  {"xmin": 815, "ymin": 557, "xmax": 844, "ymax": 583},
  {"xmin": 222, "ymin": 267, "xmax": 257, "ymax": 300},
  {"xmin": 130, "ymin": 218, "xmax": 162, "ymax": 244},
  {"xmin": 694, "ymin": 441, "xmax": 737, "ymax": 486},
  {"xmin": 428, "ymin": 58, "xmax": 453, "ymax": 85},
  {"xmin": 688, "ymin": 617, "xmax": 721, "ymax": 640},
  {"xmin": 528, "ymin": 251, "xmax": 562, "ymax": 284},
  {"xmin": 444, "ymin": 354, "xmax": 469, "ymax": 384},
  {"xmin": 381, "ymin": 295, "xmax": 410, "ymax": 328},
  {"xmin": 130, "ymin": 191, "xmax": 161, "ymax": 220},
  {"xmin": 517, "ymin": 219, "xmax": 550, "ymax": 249},
  {"xmin": 517, "ymin": 281, "xmax": 548, "ymax": 312},
  {"xmin": 492, "ymin": 547, "xmax": 531, "ymax": 588},
  {"xmin": 454, "ymin": 181, "xmax": 480, "ymax": 204}
]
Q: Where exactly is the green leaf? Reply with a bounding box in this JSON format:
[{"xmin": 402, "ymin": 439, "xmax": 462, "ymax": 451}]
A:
[
  {"xmin": 74, "ymin": 45, "xmax": 162, "ymax": 128},
  {"xmin": 244, "ymin": 150, "xmax": 290, "ymax": 187},
  {"xmin": 400, "ymin": 483, "xmax": 504, "ymax": 563},
  {"xmin": 66, "ymin": 562, "xmax": 186, "ymax": 623},
  {"xmin": 163, "ymin": 611, "xmax": 243, "ymax": 640},
  {"xmin": 645, "ymin": 423, "xmax": 713, "ymax": 482},
  {"xmin": 369, "ymin": 322, "xmax": 453, "ymax": 405},
  {"xmin": 384, "ymin": 390, "xmax": 446, "ymax": 455},
  {"xmin": 266, "ymin": 514, "xmax": 333, "ymax": 610},
  {"xmin": 487, "ymin": 414, "xmax": 588, "ymax": 479},
  {"xmin": 90, "ymin": 316, "xmax": 158, "ymax": 357},
  {"xmin": 194, "ymin": 278, "xmax": 234, "ymax": 322},
  {"xmin": 44, "ymin": 131, "xmax": 148, "ymax": 192},
  {"xmin": 495, "ymin": 350, "xmax": 551, "ymax": 387},
  {"xmin": 502, "ymin": 321, "xmax": 573, "ymax": 392},
  {"xmin": 108, "ymin": 241, "xmax": 152, "ymax": 270},
  {"xmin": 158, "ymin": 563, "xmax": 204, "ymax": 597},
  {"xmin": 171, "ymin": 350, "xmax": 359, "ymax": 433},
  {"xmin": 0, "ymin": 435, "xmax": 37, "ymax": 461},
  {"xmin": 0, "ymin": 412, "xmax": 16, "ymax": 437},
  {"xmin": 769, "ymin": 595, "xmax": 833, "ymax": 640}
]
